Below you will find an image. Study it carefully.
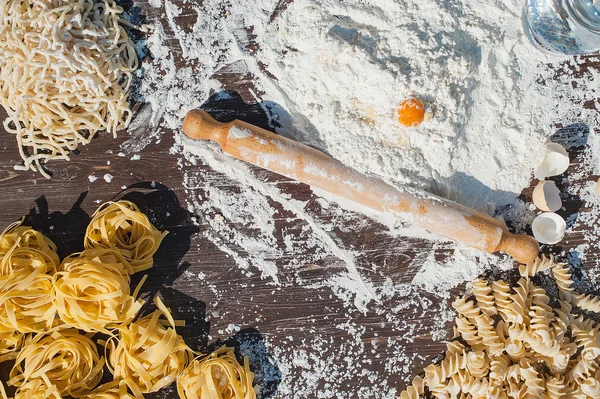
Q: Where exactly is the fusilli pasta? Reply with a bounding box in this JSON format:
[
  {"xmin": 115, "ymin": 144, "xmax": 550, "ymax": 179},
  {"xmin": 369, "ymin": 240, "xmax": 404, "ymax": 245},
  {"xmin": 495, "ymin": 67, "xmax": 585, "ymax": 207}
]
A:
[{"xmin": 397, "ymin": 255, "xmax": 600, "ymax": 399}]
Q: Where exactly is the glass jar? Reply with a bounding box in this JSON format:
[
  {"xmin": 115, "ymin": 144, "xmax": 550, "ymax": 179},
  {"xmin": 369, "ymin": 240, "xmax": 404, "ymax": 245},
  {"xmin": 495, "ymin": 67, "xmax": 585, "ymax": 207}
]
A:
[{"xmin": 523, "ymin": 0, "xmax": 600, "ymax": 54}]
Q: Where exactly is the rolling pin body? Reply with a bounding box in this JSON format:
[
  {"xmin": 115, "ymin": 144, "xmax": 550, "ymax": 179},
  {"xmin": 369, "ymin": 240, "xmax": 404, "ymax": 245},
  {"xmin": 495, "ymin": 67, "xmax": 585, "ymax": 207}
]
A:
[{"xmin": 183, "ymin": 110, "xmax": 539, "ymax": 264}]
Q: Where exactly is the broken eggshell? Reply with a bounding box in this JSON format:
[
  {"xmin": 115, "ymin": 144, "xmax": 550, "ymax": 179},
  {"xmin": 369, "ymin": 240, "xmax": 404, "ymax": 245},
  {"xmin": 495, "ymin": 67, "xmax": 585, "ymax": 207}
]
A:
[
  {"xmin": 534, "ymin": 143, "xmax": 570, "ymax": 180},
  {"xmin": 532, "ymin": 180, "xmax": 562, "ymax": 212},
  {"xmin": 532, "ymin": 212, "xmax": 566, "ymax": 245}
]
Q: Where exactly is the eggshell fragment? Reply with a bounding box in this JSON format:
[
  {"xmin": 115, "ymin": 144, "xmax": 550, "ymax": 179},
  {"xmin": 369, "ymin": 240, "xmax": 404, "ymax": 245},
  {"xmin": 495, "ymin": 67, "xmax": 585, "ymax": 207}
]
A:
[
  {"xmin": 532, "ymin": 180, "xmax": 562, "ymax": 212},
  {"xmin": 535, "ymin": 143, "xmax": 569, "ymax": 180},
  {"xmin": 532, "ymin": 212, "xmax": 566, "ymax": 245}
]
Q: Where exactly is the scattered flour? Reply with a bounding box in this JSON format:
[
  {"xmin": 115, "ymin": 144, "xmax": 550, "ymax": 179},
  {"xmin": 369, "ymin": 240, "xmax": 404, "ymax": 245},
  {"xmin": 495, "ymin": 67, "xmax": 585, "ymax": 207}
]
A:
[
  {"xmin": 88, "ymin": 174, "xmax": 98, "ymax": 183},
  {"xmin": 103, "ymin": 173, "xmax": 114, "ymax": 183},
  {"xmin": 127, "ymin": 0, "xmax": 599, "ymax": 397}
]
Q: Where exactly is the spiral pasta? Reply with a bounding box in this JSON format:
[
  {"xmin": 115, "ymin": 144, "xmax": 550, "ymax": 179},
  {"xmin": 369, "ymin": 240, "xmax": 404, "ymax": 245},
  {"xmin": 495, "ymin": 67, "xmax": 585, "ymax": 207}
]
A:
[
  {"xmin": 518, "ymin": 254, "xmax": 553, "ymax": 277},
  {"xmin": 9, "ymin": 329, "xmax": 104, "ymax": 398},
  {"xmin": 545, "ymin": 376, "xmax": 567, "ymax": 399},
  {"xmin": 52, "ymin": 249, "xmax": 144, "ymax": 333},
  {"xmin": 84, "ymin": 201, "xmax": 168, "ymax": 273},
  {"xmin": 552, "ymin": 262, "xmax": 573, "ymax": 294},
  {"xmin": 397, "ymin": 255, "xmax": 600, "ymax": 399},
  {"xmin": 571, "ymin": 293, "xmax": 600, "ymax": 313},
  {"xmin": 105, "ymin": 297, "xmax": 193, "ymax": 393},
  {"xmin": 399, "ymin": 376, "xmax": 424, "ymax": 399},
  {"xmin": 471, "ymin": 278, "xmax": 497, "ymax": 316},
  {"xmin": 177, "ymin": 346, "xmax": 257, "ymax": 399}
]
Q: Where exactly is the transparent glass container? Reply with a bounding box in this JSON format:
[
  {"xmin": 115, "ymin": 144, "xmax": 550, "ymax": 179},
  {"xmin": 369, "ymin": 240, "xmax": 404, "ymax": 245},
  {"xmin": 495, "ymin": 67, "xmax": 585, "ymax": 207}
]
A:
[{"xmin": 523, "ymin": 0, "xmax": 600, "ymax": 54}]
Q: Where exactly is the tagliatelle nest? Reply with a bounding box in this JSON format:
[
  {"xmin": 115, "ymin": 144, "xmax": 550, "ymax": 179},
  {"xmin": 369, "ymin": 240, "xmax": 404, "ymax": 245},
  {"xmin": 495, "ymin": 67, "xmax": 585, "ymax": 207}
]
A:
[
  {"xmin": 177, "ymin": 346, "xmax": 257, "ymax": 399},
  {"xmin": 9, "ymin": 329, "xmax": 105, "ymax": 398},
  {"xmin": 84, "ymin": 201, "xmax": 168, "ymax": 273},
  {"xmin": 52, "ymin": 248, "xmax": 145, "ymax": 333},
  {"xmin": 0, "ymin": 221, "xmax": 60, "ymax": 271},
  {"xmin": 0, "ymin": 250, "xmax": 58, "ymax": 333},
  {"xmin": 105, "ymin": 298, "xmax": 193, "ymax": 393},
  {"xmin": 0, "ymin": 222, "xmax": 60, "ymax": 333}
]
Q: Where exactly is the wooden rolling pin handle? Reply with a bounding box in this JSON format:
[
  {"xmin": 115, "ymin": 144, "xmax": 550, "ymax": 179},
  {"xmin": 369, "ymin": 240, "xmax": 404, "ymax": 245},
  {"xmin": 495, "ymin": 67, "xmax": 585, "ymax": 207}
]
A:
[
  {"xmin": 496, "ymin": 232, "xmax": 540, "ymax": 265},
  {"xmin": 182, "ymin": 109, "xmax": 539, "ymax": 264}
]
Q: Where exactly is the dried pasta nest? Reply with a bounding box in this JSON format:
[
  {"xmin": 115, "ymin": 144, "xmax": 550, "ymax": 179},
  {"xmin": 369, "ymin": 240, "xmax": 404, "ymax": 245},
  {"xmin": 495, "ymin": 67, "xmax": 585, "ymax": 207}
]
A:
[
  {"xmin": 105, "ymin": 298, "xmax": 193, "ymax": 393},
  {"xmin": 12, "ymin": 378, "xmax": 62, "ymax": 399},
  {"xmin": 0, "ymin": 221, "xmax": 59, "ymax": 271},
  {"xmin": 52, "ymin": 248, "xmax": 145, "ymax": 332},
  {"xmin": 177, "ymin": 346, "xmax": 257, "ymax": 399},
  {"xmin": 1, "ymin": 245, "xmax": 58, "ymax": 277},
  {"xmin": 80, "ymin": 381, "xmax": 136, "ymax": 399},
  {"xmin": 84, "ymin": 201, "xmax": 168, "ymax": 273},
  {"xmin": 9, "ymin": 329, "xmax": 104, "ymax": 398},
  {"xmin": 0, "ymin": 249, "xmax": 57, "ymax": 333}
]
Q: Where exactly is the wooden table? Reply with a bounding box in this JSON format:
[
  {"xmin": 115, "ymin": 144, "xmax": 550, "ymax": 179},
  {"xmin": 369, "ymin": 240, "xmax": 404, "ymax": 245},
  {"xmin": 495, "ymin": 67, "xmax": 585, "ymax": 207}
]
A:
[{"xmin": 0, "ymin": 3, "xmax": 599, "ymax": 398}]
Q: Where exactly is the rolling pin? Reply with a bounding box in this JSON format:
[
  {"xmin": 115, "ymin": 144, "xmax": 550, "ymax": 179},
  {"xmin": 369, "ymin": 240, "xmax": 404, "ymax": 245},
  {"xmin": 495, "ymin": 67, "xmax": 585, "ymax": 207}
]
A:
[{"xmin": 182, "ymin": 109, "xmax": 539, "ymax": 264}]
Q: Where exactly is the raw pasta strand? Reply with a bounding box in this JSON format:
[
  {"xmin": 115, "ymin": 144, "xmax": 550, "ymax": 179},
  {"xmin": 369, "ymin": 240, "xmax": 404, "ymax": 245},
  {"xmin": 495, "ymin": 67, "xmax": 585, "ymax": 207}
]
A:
[{"xmin": 0, "ymin": 0, "xmax": 138, "ymax": 177}]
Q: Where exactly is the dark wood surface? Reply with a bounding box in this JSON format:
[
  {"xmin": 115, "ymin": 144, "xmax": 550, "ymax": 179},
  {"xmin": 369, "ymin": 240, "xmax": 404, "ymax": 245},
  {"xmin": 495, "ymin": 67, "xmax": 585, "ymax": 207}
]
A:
[{"xmin": 0, "ymin": 3, "xmax": 599, "ymax": 398}]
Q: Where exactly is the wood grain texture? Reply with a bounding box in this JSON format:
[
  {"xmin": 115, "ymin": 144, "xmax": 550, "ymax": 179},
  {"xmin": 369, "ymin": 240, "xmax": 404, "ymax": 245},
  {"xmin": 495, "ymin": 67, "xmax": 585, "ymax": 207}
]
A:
[{"xmin": 0, "ymin": 1, "xmax": 599, "ymax": 398}]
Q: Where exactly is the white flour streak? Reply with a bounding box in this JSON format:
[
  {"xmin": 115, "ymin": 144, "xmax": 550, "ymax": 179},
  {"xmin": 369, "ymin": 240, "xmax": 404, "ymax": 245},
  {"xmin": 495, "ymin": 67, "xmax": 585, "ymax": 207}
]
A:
[{"xmin": 175, "ymin": 134, "xmax": 377, "ymax": 310}]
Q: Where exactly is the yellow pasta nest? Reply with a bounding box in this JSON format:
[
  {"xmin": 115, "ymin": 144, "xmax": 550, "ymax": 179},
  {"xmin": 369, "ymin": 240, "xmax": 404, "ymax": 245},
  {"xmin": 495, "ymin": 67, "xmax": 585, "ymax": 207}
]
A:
[
  {"xmin": 0, "ymin": 221, "xmax": 60, "ymax": 272},
  {"xmin": 9, "ymin": 329, "xmax": 104, "ymax": 398},
  {"xmin": 0, "ymin": 0, "xmax": 138, "ymax": 178},
  {"xmin": 106, "ymin": 298, "xmax": 193, "ymax": 393},
  {"xmin": 84, "ymin": 201, "xmax": 168, "ymax": 273},
  {"xmin": 0, "ymin": 249, "xmax": 58, "ymax": 333},
  {"xmin": 177, "ymin": 346, "xmax": 257, "ymax": 399},
  {"xmin": 52, "ymin": 249, "xmax": 144, "ymax": 333},
  {"xmin": 398, "ymin": 255, "xmax": 600, "ymax": 399}
]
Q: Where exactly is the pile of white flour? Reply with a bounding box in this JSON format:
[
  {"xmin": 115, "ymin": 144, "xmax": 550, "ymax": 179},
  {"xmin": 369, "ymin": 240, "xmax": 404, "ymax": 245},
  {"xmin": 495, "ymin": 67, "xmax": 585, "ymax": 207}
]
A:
[{"xmin": 126, "ymin": 0, "xmax": 599, "ymax": 397}]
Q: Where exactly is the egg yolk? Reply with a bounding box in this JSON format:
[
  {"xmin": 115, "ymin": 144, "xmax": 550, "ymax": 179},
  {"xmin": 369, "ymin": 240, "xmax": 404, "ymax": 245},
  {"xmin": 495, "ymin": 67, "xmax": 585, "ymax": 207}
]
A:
[{"xmin": 397, "ymin": 98, "xmax": 425, "ymax": 127}]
